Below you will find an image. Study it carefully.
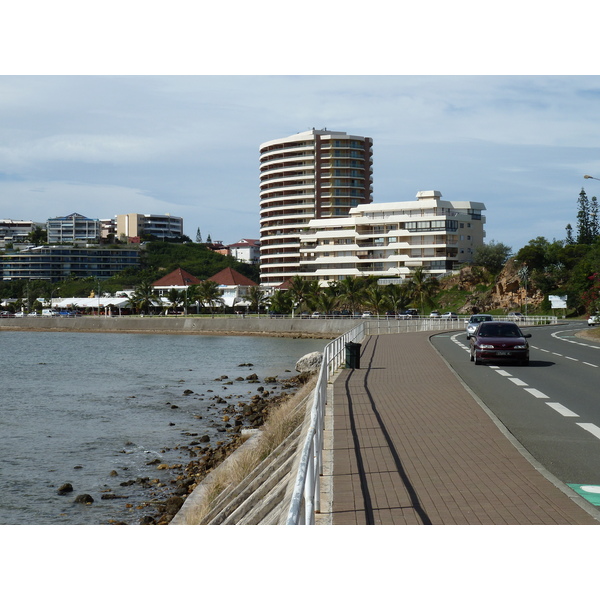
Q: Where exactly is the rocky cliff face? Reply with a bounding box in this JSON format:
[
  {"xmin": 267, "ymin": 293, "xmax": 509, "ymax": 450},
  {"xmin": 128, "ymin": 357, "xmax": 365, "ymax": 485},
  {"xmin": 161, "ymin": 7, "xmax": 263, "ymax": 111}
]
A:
[{"xmin": 441, "ymin": 260, "xmax": 544, "ymax": 314}]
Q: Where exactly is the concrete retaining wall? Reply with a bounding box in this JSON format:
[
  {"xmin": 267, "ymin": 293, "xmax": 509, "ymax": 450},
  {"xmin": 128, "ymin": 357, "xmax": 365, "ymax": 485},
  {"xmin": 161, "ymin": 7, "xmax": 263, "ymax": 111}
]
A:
[{"xmin": 0, "ymin": 316, "xmax": 356, "ymax": 337}]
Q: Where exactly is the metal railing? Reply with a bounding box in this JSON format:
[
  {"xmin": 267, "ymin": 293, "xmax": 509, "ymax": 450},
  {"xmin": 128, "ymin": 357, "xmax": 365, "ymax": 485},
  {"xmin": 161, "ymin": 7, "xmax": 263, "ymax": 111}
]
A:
[
  {"xmin": 285, "ymin": 313, "xmax": 558, "ymax": 524},
  {"xmin": 286, "ymin": 322, "xmax": 365, "ymax": 525}
]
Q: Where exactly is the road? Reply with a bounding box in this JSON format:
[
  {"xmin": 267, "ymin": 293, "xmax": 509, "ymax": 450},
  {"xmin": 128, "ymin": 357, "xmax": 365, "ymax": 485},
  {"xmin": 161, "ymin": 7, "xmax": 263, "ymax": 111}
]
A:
[{"xmin": 430, "ymin": 322, "xmax": 600, "ymax": 502}]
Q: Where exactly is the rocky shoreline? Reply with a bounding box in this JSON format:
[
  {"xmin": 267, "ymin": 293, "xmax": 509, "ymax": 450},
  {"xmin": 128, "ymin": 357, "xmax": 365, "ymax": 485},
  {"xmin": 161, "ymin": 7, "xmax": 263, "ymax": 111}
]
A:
[{"xmin": 56, "ymin": 365, "xmax": 313, "ymax": 525}]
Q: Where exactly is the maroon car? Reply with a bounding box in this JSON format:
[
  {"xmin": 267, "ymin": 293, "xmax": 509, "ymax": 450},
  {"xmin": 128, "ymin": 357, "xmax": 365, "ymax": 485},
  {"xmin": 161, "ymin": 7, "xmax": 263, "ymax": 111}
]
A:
[{"xmin": 470, "ymin": 321, "xmax": 531, "ymax": 366}]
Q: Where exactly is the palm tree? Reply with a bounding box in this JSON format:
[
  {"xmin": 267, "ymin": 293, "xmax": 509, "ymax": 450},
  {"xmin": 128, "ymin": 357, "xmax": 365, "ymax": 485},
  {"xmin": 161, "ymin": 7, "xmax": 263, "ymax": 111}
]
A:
[
  {"xmin": 314, "ymin": 291, "xmax": 339, "ymax": 316},
  {"xmin": 406, "ymin": 267, "xmax": 439, "ymax": 314},
  {"xmin": 336, "ymin": 277, "xmax": 366, "ymax": 315},
  {"xmin": 130, "ymin": 281, "xmax": 159, "ymax": 315},
  {"xmin": 193, "ymin": 280, "xmax": 224, "ymax": 315},
  {"xmin": 383, "ymin": 283, "xmax": 412, "ymax": 314},
  {"xmin": 267, "ymin": 289, "xmax": 293, "ymax": 314},
  {"xmin": 364, "ymin": 285, "xmax": 389, "ymax": 316},
  {"xmin": 288, "ymin": 276, "xmax": 310, "ymax": 312},
  {"xmin": 244, "ymin": 286, "xmax": 267, "ymax": 314}
]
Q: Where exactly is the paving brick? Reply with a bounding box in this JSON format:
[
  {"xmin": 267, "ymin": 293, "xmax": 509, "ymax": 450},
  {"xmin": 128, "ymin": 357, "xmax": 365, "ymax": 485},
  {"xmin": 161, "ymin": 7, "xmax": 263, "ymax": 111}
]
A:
[{"xmin": 330, "ymin": 332, "xmax": 600, "ymax": 525}]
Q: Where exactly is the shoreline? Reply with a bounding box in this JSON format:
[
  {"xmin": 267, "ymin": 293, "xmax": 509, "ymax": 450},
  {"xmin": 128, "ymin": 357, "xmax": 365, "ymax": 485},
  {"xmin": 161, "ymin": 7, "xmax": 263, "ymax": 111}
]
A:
[{"xmin": 0, "ymin": 315, "xmax": 351, "ymax": 339}]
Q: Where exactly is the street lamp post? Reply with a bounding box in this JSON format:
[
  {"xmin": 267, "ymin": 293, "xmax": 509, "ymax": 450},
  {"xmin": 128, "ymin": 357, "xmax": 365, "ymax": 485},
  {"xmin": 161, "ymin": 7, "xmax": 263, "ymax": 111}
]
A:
[{"xmin": 584, "ymin": 175, "xmax": 600, "ymax": 181}]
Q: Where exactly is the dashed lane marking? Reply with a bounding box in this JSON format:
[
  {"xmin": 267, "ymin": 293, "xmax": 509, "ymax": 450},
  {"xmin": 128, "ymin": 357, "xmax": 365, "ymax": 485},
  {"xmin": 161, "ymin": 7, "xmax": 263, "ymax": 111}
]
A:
[
  {"xmin": 525, "ymin": 388, "xmax": 550, "ymax": 399},
  {"xmin": 577, "ymin": 423, "xmax": 600, "ymax": 440},
  {"xmin": 546, "ymin": 402, "xmax": 580, "ymax": 417},
  {"xmin": 508, "ymin": 378, "xmax": 528, "ymax": 386}
]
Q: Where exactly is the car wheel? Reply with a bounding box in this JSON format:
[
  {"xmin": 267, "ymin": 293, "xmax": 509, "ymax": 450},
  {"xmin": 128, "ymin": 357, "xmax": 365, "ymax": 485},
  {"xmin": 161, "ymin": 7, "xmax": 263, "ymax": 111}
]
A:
[
  {"xmin": 474, "ymin": 354, "xmax": 482, "ymax": 365},
  {"xmin": 470, "ymin": 351, "xmax": 474, "ymax": 362}
]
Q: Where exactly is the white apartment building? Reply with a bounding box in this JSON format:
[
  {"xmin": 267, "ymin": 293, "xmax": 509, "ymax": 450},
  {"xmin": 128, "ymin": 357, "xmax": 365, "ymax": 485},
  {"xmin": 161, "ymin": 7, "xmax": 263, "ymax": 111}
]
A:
[
  {"xmin": 259, "ymin": 128, "xmax": 373, "ymax": 286},
  {"xmin": 228, "ymin": 238, "xmax": 260, "ymax": 264},
  {"xmin": 116, "ymin": 213, "xmax": 183, "ymax": 241},
  {"xmin": 47, "ymin": 213, "xmax": 101, "ymax": 244},
  {"xmin": 298, "ymin": 191, "xmax": 486, "ymax": 284}
]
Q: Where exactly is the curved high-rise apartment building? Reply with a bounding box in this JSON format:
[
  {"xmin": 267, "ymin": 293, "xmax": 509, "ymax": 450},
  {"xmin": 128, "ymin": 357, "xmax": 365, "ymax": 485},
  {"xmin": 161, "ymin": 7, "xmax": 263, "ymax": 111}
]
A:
[{"xmin": 259, "ymin": 128, "xmax": 373, "ymax": 286}]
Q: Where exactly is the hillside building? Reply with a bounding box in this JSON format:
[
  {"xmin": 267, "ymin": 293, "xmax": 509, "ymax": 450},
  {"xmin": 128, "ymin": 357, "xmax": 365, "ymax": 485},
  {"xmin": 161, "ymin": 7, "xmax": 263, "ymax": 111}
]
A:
[{"xmin": 47, "ymin": 213, "xmax": 101, "ymax": 244}]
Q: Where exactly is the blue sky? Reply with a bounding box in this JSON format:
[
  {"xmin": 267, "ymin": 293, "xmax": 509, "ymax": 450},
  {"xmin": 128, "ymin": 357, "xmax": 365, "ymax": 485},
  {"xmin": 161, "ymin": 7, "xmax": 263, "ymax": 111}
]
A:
[{"xmin": 2, "ymin": 4, "xmax": 600, "ymax": 256}]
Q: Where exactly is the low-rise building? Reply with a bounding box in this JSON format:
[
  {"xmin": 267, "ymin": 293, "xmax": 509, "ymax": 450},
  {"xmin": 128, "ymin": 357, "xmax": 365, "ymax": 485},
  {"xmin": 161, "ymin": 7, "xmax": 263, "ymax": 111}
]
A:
[
  {"xmin": 298, "ymin": 190, "xmax": 486, "ymax": 284},
  {"xmin": 0, "ymin": 245, "xmax": 140, "ymax": 282},
  {"xmin": 208, "ymin": 267, "xmax": 258, "ymax": 308},
  {"xmin": 228, "ymin": 238, "xmax": 260, "ymax": 264}
]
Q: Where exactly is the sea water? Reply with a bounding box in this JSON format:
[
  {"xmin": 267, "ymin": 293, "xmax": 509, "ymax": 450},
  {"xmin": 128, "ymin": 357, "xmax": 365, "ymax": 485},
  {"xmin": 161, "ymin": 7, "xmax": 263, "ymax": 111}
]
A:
[{"xmin": 0, "ymin": 331, "xmax": 327, "ymax": 525}]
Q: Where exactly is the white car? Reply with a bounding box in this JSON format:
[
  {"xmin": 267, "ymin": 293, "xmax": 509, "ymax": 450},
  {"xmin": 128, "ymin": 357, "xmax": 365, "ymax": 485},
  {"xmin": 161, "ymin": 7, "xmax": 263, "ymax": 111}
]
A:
[
  {"xmin": 362, "ymin": 311, "xmax": 373, "ymax": 318},
  {"xmin": 588, "ymin": 315, "xmax": 599, "ymax": 326},
  {"xmin": 429, "ymin": 311, "xmax": 441, "ymax": 318},
  {"xmin": 466, "ymin": 314, "xmax": 494, "ymax": 339}
]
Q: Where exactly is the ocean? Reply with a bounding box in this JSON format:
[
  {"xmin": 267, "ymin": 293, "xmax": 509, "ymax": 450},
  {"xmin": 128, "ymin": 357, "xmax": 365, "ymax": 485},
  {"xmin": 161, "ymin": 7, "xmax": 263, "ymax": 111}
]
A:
[{"xmin": 0, "ymin": 330, "xmax": 327, "ymax": 525}]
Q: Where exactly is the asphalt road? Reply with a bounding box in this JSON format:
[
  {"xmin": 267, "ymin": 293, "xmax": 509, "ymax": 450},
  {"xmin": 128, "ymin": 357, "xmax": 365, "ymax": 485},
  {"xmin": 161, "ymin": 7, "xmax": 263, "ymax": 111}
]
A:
[{"xmin": 431, "ymin": 322, "xmax": 600, "ymax": 491}]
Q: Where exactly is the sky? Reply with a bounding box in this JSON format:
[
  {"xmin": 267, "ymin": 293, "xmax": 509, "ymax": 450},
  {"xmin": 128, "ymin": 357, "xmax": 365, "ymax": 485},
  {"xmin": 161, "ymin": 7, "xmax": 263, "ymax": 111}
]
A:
[
  {"xmin": 2, "ymin": 74, "xmax": 599, "ymax": 253},
  {"xmin": 2, "ymin": 2, "xmax": 600, "ymax": 256}
]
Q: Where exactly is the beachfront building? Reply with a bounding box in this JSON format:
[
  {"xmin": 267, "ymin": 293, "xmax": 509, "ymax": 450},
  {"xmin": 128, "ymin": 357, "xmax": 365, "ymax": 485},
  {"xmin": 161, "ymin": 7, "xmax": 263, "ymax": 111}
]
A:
[
  {"xmin": 298, "ymin": 191, "xmax": 486, "ymax": 285},
  {"xmin": 259, "ymin": 128, "xmax": 373, "ymax": 287},
  {"xmin": 116, "ymin": 213, "xmax": 184, "ymax": 242},
  {"xmin": 208, "ymin": 267, "xmax": 258, "ymax": 308},
  {"xmin": 47, "ymin": 213, "xmax": 101, "ymax": 244},
  {"xmin": 0, "ymin": 245, "xmax": 140, "ymax": 282},
  {"xmin": 151, "ymin": 267, "xmax": 202, "ymax": 297}
]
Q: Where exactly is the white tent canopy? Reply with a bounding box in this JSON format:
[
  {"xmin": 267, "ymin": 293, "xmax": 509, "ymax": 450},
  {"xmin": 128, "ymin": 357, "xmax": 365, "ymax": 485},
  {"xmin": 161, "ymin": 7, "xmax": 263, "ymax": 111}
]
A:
[{"xmin": 54, "ymin": 297, "xmax": 131, "ymax": 309}]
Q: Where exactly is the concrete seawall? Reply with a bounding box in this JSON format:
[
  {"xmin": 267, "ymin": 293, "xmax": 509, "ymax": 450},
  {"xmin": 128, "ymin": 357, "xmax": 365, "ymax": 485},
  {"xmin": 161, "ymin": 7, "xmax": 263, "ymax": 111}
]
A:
[{"xmin": 0, "ymin": 316, "xmax": 356, "ymax": 337}]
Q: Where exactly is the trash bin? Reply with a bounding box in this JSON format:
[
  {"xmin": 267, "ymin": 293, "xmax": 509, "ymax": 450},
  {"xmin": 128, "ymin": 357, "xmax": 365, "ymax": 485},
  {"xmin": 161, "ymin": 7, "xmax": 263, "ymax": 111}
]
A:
[{"xmin": 345, "ymin": 341, "xmax": 361, "ymax": 369}]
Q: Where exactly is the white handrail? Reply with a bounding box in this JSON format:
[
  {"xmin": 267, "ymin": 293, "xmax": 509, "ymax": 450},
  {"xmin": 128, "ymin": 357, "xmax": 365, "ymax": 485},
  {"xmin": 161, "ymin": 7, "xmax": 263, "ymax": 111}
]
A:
[{"xmin": 286, "ymin": 322, "xmax": 365, "ymax": 524}]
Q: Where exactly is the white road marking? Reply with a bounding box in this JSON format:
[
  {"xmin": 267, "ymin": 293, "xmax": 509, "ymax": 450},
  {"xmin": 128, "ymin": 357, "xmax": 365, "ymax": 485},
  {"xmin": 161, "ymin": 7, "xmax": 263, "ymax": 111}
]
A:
[
  {"xmin": 565, "ymin": 356, "xmax": 578, "ymax": 361},
  {"xmin": 525, "ymin": 388, "xmax": 549, "ymax": 399},
  {"xmin": 495, "ymin": 370, "xmax": 512, "ymax": 376},
  {"xmin": 546, "ymin": 402, "xmax": 580, "ymax": 417},
  {"xmin": 577, "ymin": 423, "xmax": 600, "ymax": 440},
  {"xmin": 552, "ymin": 352, "xmax": 563, "ymax": 357},
  {"xmin": 583, "ymin": 362, "xmax": 598, "ymax": 368},
  {"xmin": 508, "ymin": 378, "xmax": 528, "ymax": 386}
]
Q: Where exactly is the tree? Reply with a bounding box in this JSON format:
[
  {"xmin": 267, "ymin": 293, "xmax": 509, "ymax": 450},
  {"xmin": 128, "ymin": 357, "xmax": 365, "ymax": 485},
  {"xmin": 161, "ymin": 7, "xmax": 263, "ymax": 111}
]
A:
[
  {"xmin": 267, "ymin": 289, "xmax": 293, "ymax": 314},
  {"xmin": 243, "ymin": 286, "xmax": 267, "ymax": 313},
  {"xmin": 335, "ymin": 277, "xmax": 366, "ymax": 314},
  {"xmin": 472, "ymin": 240, "xmax": 512, "ymax": 277},
  {"xmin": 576, "ymin": 188, "xmax": 598, "ymax": 245},
  {"xmin": 27, "ymin": 225, "xmax": 46, "ymax": 245},
  {"xmin": 406, "ymin": 267, "xmax": 439, "ymax": 314},
  {"xmin": 196, "ymin": 228, "xmax": 203, "ymax": 243},
  {"xmin": 565, "ymin": 223, "xmax": 574, "ymax": 245},
  {"xmin": 383, "ymin": 283, "xmax": 412, "ymax": 314},
  {"xmin": 130, "ymin": 282, "xmax": 159, "ymax": 315},
  {"xmin": 166, "ymin": 288, "xmax": 184, "ymax": 315},
  {"xmin": 192, "ymin": 279, "xmax": 223, "ymax": 314},
  {"xmin": 364, "ymin": 285, "xmax": 390, "ymax": 315}
]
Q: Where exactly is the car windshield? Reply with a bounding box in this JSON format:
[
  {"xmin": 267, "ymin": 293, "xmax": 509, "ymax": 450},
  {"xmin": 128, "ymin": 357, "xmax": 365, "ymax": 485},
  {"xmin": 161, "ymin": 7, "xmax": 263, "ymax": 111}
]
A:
[
  {"xmin": 471, "ymin": 316, "xmax": 491, "ymax": 323},
  {"xmin": 478, "ymin": 323, "xmax": 521, "ymax": 337}
]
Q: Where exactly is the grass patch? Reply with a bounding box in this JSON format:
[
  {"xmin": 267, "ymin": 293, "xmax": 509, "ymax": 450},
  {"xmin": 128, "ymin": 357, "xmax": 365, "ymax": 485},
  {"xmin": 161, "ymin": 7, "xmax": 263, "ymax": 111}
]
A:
[{"xmin": 182, "ymin": 377, "xmax": 317, "ymax": 524}]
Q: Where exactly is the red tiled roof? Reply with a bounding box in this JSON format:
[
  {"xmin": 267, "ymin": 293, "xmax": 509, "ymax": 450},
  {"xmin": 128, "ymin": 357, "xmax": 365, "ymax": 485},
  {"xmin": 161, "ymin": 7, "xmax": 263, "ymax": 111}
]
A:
[
  {"xmin": 152, "ymin": 267, "xmax": 202, "ymax": 287},
  {"xmin": 208, "ymin": 267, "xmax": 257, "ymax": 286}
]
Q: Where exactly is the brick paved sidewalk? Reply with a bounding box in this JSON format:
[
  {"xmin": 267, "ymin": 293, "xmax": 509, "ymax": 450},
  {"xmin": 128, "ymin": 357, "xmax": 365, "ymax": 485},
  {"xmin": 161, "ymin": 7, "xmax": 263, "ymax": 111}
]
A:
[{"xmin": 330, "ymin": 332, "xmax": 600, "ymax": 525}]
